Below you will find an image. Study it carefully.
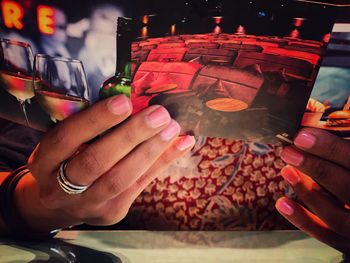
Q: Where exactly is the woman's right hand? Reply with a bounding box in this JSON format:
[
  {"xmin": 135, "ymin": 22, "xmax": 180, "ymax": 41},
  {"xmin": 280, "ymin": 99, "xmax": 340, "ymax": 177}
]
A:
[{"xmin": 16, "ymin": 95, "xmax": 195, "ymax": 232}]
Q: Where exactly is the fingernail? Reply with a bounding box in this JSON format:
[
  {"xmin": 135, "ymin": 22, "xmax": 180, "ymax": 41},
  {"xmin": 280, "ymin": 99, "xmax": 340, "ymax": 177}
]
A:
[
  {"xmin": 276, "ymin": 198, "xmax": 294, "ymax": 216},
  {"xmin": 160, "ymin": 120, "xmax": 181, "ymax": 141},
  {"xmin": 107, "ymin": 95, "xmax": 131, "ymax": 115},
  {"xmin": 281, "ymin": 166, "xmax": 300, "ymax": 186},
  {"xmin": 146, "ymin": 106, "xmax": 171, "ymax": 128},
  {"xmin": 176, "ymin": 136, "xmax": 196, "ymax": 151},
  {"xmin": 281, "ymin": 148, "xmax": 304, "ymax": 167},
  {"xmin": 295, "ymin": 131, "xmax": 316, "ymax": 149}
]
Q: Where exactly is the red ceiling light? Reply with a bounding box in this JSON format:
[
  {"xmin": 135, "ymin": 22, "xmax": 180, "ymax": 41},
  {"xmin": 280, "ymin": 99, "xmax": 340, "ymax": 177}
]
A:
[
  {"xmin": 141, "ymin": 26, "xmax": 148, "ymax": 38},
  {"xmin": 142, "ymin": 15, "xmax": 149, "ymax": 25},
  {"xmin": 213, "ymin": 16, "xmax": 222, "ymax": 25},
  {"xmin": 214, "ymin": 25, "xmax": 222, "ymax": 34},
  {"xmin": 293, "ymin": 17, "xmax": 306, "ymax": 28},
  {"xmin": 171, "ymin": 24, "xmax": 176, "ymax": 35},
  {"xmin": 323, "ymin": 33, "xmax": 331, "ymax": 43},
  {"xmin": 236, "ymin": 25, "xmax": 246, "ymax": 35},
  {"xmin": 290, "ymin": 29, "xmax": 300, "ymax": 38}
]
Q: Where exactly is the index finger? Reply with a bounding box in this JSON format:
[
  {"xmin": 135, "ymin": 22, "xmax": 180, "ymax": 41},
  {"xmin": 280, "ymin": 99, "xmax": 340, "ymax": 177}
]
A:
[
  {"xmin": 293, "ymin": 128, "xmax": 350, "ymax": 170},
  {"xmin": 30, "ymin": 95, "xmax": 132, "ymax": 174}
]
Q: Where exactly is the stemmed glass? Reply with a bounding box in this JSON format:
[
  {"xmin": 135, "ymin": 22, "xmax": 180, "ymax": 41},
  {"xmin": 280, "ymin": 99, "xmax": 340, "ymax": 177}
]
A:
[
  {"xmin": 33, "ymin": 54, "xmax": 90, "ymax": 123},
  {"xmin": 0, "ymin": 38, "xmax": 35, "ymax": 126}
]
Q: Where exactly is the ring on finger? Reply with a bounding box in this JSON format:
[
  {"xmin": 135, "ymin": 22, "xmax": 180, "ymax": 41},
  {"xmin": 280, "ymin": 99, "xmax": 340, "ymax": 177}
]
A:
[{"xmin": 57, "ymin": 160, "xmax": 90, "ymax": 195}]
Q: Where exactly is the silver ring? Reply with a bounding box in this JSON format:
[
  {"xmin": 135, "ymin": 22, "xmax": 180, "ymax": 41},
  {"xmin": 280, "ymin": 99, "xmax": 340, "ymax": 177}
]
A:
[{"xmin": 57, "ymin": 160, "xmax": 89, "ymax": 195}]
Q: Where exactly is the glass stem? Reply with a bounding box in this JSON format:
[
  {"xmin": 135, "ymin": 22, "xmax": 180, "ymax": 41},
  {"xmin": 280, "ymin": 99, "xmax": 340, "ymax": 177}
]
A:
[{"xmin": 19, "ymin": 100, "xmax": 31, "ymax": 128}]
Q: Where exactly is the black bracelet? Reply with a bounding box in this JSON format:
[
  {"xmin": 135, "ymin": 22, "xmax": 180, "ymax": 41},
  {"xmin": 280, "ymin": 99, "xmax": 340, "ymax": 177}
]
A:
[{"xmin": 0, "ymin": 166, "xmax": 59, "ymax": 240}]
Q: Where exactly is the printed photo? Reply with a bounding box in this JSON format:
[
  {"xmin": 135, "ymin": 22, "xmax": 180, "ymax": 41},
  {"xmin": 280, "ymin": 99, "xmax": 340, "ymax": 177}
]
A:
[
  {"xmin": 302, "ymin": 17, "xmax": 350, "ymax": 138},
  {"xmin": 0, "ymin": 0, "xmax": 131, "ymax": 131},
  {"xmin": 131, "ymin": 0, "xmax": 338, "ymax": 143}
]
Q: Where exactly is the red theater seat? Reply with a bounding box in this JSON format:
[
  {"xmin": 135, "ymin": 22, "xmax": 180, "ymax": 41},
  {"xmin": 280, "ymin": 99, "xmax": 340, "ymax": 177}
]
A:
[
  {"xmin": 139, "ymin": 41, "xmax": 159, "ymax": 50},
  {"xmin": 233, "ymin": 51, "xmax": 315, "ymax": 79},
  {"xmin": 286, "ymin": 39, "xmax": 324, "ymax": 47},
  {"xmin": 132, "ymin": 43, "xmax": 140, "ymax": 52},
  {"xmin": 241, "ymin": 40, "xmax": 280, "ymax": 48},
  {"xmin": 132, "ymin": 49, "xmax": 151, "ymax": 63},
  {"xmin": 158, "ymin": 42, "xmax": 186, "ymax": 49},
  {"xmin": 186, "ymin": 42, "xmax": 220, "ymax": 49},
  {"xmin": 181, "ymin": 34, "xmax": 211, "ymax": 40},
  {"xmin": 132, "ymin": 61, "xmax": 202, "ymax": 95},
  {"xmin": 183, "ymin": 48, "xmax": 237, "ymax": 66},
  {"xmin": 185, "ymin": 39, "xmax": 210, "ymax": 44},
  {"xmin": 220, "ymin": 43, "xmax": 263, "ymax": 53},
  {"xmin": 191, "ymin": 65, "xmax": 264, "ymax": 107},
  {"xmin": 283, "ymin": 45, "xmax": 324, "ymax": 55},
  {"xmin": 227, "ymin": 36, "xmax": 259, "ymax": 42},
  {"xmin": 263, "ymin": 47, "xmax": 321, "ymax": 65},
  {"xmin": 216, "ymin": 40, "xmax": 242, "ymax": 45},
  {"xmin": 160, "ymin": 36, "xmax": 182, "ymax": 41},
  {"xmin": 147, "ymin": 48, "xmax": 188, "ymax": 62},
  {"xmin": 257, "ymin": 37, "xmax": 288, "ymax": 45}
]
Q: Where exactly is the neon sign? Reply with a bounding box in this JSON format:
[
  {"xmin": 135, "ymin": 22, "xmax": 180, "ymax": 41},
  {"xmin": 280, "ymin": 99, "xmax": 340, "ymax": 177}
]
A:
[
  {"xmin": 1, "ymin": 1, "xmax": 56, "ymax": 35},
  {"xmin": 1, "ymin": 0, "xmax": 24, "ymax": 30},
  {"xmin": 37, "ymin": 5, "xmax": 55, "ymax": 34}
]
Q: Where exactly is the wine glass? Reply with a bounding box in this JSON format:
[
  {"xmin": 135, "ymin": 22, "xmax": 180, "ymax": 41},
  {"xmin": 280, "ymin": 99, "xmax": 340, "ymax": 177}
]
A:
[
  {"xmin": 0, "ymin": 38, "xmax": 35, "ymax": 126},
  {"xmin": 33, "ymin": 54, "xmax": 90, "ymax": 123}
]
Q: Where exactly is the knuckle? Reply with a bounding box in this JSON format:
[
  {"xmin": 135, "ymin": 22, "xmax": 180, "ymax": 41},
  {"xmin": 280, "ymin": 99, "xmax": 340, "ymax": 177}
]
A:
[
  {"xmin": 48, "ymin": 126, "xmax": 71, "ymax": 147},
  {"xmin": 86, "ymin": 110, "xmax": 105, "ymax": 132},
  {"xmin": 39, "ymin": 189, "xmax": 61, "ymax": 209},
  {"xmin": 134, "ymin": 174, "xmax": 147, "ymax": 189},
  {"xmin": 79, "ymin": 148, "xmax": 104, "ymax": 175},
  {"xmin": 105, "ymin": 172, "xmax": 126, "ymax": 195},
  {"xmin": 158, "ymin": 151, "xmax": 172, "ymax": 165},
  {"xmin": 140, "ymin": 146, "xmax": 153, "ymax": 161},
  {"xmin": 117, "ymin": 208, "xmax": 129, "ymax": 222},
  {"xmin": 100, "ymin": 212, "xmax": 116, "ymax": 225},
  {"xmin": 74, "ymin": 206, "xmax": 89, "ymax": 221},
  {"xmin": 296, "ymin": 182, "xmax": 318, "ymax": 201},
  {"xmin": 326, "ymin": 139, "xmax": 342, "ymax": 158},
  {"xmin": 124, "ymin": 127, "xmax": 138, "ymax": 145},
  {"xmin": 105, "ymin": 208, "xmax": 129, "ymax": 225},
  {"xmin": 142, "ymin": 144, "xmax": 160, "ymax": 161},
  {"xmin": 95, "ymin": 209, "xmax": 121, "ymax": 226},
  {"xmin": 306, "ymin": 158, "xmax": 329, "ymax": 181}
]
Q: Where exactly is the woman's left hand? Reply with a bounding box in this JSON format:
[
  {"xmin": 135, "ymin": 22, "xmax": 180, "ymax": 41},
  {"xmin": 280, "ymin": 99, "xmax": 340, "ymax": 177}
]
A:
[{"xmin": 276, "ymin": 128, "xmax": 350, "ymax": 253}]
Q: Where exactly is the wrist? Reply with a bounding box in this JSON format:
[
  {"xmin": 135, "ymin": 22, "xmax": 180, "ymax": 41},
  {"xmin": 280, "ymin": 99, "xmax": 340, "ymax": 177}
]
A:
[{"xmin": 15, "ymin": 171, "xmax": 81, "ymax": 233}]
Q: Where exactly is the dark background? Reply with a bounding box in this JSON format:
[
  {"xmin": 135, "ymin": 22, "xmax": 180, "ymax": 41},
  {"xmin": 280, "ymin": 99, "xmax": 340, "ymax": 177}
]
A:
[{"xmin": 133, "ymin": 0, "xmax": 338, "ymax": 40}]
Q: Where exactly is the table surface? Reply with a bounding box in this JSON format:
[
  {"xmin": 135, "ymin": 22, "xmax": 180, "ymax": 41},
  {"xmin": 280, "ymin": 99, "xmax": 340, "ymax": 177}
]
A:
[{"xmin": 0, "ymin": 231, "xmax": 344, "ymax": 263}]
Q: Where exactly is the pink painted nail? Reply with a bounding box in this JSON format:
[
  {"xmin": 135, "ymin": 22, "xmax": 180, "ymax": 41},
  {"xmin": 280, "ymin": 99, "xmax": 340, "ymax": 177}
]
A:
[
  {"xmin": 107, "ymin": 95, "xmax": 131, "ymax": 115},
  {"xmin": 176, "ymin": 136, "xmax": 196, "ymax": 151},
  {"xmin": 160, "ymin": 120, "xmax": 181, "ymax": 141},
  {"xmin": 146, "ymin": 106, "xmax": 171, "ymax": 128},
  {"xmin": 276, "ymin": 199, "xmax": 294, "ymax": 216},
  {"xmin": 295, "ymin": 131, "xmax": 316, "ymax": 149},
  {"xmin": 281, "ymin": 148, "xmax": 304, "ymax": 167},
  {"xmin": 281, "ymin": 166, "xmax": 300, "ymax": 186}
]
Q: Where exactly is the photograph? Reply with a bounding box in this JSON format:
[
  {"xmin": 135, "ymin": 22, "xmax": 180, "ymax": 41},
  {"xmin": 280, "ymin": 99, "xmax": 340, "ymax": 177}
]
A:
[
  {"xmin": 1, "ymin": 1, "xmax": 350, "ymax": 261},
  {"xmin": 131, "ymin": 0, "xmax": 338, "ymax": 143},
  {"xmin": 0, "ymin": 0, "xmax": 132, "ymax": 131},
  {"xmin": 301, "ymin": 11, "xmax": 350, "ymax": 138}
]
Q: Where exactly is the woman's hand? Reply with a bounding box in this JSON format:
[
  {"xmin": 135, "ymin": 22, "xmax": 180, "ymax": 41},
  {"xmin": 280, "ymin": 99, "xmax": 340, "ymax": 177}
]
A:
[
  {"xmin": 276, "ymin": 127, "xmax": 350, "ymax": 253},
  {"xmin": 15, "ymin": 95, "xmax": 195, "ymax": 233}
]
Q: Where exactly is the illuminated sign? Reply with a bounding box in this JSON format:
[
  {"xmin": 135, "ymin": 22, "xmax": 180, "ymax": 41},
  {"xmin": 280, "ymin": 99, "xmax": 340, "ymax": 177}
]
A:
[
  {"xmin": 37, "ymin": 5, "xmax": 55, "ymax": 34},
  {"xmin": 1, "ymin": 1, "xmax": 56, "ymax": 35},
  {"xmin": 1, "ymin": 0, "xmax": 24, "ymax": 30}
]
